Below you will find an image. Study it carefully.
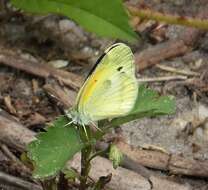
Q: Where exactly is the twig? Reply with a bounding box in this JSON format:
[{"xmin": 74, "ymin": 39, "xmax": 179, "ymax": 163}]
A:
[
  {"xmin": 156, "ymin": 64, "xmax": 200, "ymax": 76},
  {"xmin": 0, "ymin": 46, "xmax": 84, "ymax": 89},
  {"xmin": 0, "ymin": 110, "xmax": 36, "ymax": 152},
  {"xmin": 127, "ymin": 5, "xmax": 208, "ymax": 30},
  {"xmin": 43, "ymin": 83, "xmax": 76, "ymax": 109},
  {"xmin": 132, "ymin": 6, "xmax": 208, "ymax": 71},
  {"xmin": 137, "ymin": 75, "xmax": 187, "ymax": 82},
  {"xmin": 3, "ymin": 96, "xmax": 17, "ymax": 115},
  {"xmin": 1, "ymin": 144, "xmax": 22, "ymax": 164},
  {"xmin": 96, "ymin": 141, "xmax": 152, "ymax": 179},
  {"xmin": 0, "ymin": 144, "xmax": 31, "ymax": 174},
  {"xmin": 0, "ymin": 171, "xmax": 42, "ymax": 190},
  {"xmin": 115, "ymin": 141, "xmax": 208, "ymax": 178},
  {"xmin": 134, "ymin": 39, "xmax": 190, "ymax": 71}
]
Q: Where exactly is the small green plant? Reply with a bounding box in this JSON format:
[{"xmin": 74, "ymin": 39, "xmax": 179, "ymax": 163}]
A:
[{"xmin": 26, "ymin": 84, "xmax": 175, "ymax": 190}]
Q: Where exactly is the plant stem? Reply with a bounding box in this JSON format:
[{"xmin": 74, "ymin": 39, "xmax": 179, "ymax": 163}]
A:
[
  {"xmin": 127, "ymin": 5, "xmax": 208, "ymax": 30},
  {"xmin": 41, "ymin": 178, "xmax": 57, "ymax": 190},
  {"xmin": 79, "ymin": 144, "xmax": 92, "ymax": 190},
  {"xmin": 79, "ymin": 126, "xmax": 93, "ymax": 190},
  {"xmin": 88, "ymin": 149, "xmax": 107, "ymax": 163}
]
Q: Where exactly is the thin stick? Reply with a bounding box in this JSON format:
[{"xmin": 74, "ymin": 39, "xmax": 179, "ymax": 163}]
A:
[
  {"xmin": 1, "ymin": 144, "xmax": 19, "ymax": 162},
  {"xmin": 0, "ymin": 46, "xmax": 83, "ymax": 89},
  {"xmin": 0, "ymin": 171, "xmax": 42, "ymax": 190},
  {"xmin": 156, "ymin": 64, "xmax": 200, "ymax": 76},
  {"xmin": 127, "ymin": 5, "xmax": 208, "ymax": 30},
  {"xmin": 137, "ymin": 75, "xmax": 187, "ymax": 82},
  {"xmin": 0, "ymin": 144, "xmax": 29, "ymax": 173}
]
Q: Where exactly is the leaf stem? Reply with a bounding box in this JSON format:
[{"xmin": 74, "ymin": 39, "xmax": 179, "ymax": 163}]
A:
[
  {"xmin": 80, "ymin": 145, "xmax": 92, "ymax": 190},
  {"xmin": 88, "ymin": 149, "xmax": 108, "ymax": 163},
  {"xmin": 79, "ymin": 127, "xmax": 92, "ymax": 190},
  {"xmin": 127, "ymin": 5, "xmax": 208, "ymax": 30},
  {"xmin": 41, "ymin": 178, "xmax": 57, "ymax": 190}
]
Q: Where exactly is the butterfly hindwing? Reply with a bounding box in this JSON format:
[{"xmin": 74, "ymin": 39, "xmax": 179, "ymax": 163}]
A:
[{"xmin": 76, "ymin": 43, "xmax": 138, "ymax": 122}]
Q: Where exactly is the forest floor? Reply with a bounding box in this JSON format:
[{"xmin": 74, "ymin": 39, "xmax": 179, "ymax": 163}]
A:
[{"xmin": 0, "ymin": 0, "xmax": 208, "ymax": 189}]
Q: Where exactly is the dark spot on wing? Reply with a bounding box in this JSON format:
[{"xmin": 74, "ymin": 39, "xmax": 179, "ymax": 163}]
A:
[
  {"xmin": 117, "ymin": 66, "xmax": 123, "ymax": 71},
  {"xmin": 121, "ymin": 71, "xmax": 125, "ymax": 74}
]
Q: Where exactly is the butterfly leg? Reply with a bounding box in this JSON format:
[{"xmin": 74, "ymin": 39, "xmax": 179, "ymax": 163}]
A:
[
  {"xmin": 82, "ymin": 123, "xmax": 89, "ymax": 141},
  {"xmin": 64, "ymin": 120, "xmax": 74, "ymax": 127}
]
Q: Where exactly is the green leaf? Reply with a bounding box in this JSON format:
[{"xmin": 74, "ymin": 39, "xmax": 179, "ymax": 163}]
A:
[
  {"xmin": 100, "ymin": 84, "xmax": 175, "ymax": 128},
  {"xmin": 28, "ymin": 116, "xmax": 83, "ymax": 179},
  {"xmin": 130, "ymin": 84, "xmax": 175, "ymax": 115},
  {"xmin": 63, "ymin": 168, "xmax": 79, "ymax": 180},
  {"xmin": 109, "ymin": 144, "xmax": 123, "ymax": 169},
  {"xmin": 11, "ymin": 0, "xmax": 137, "ymax": 42}
]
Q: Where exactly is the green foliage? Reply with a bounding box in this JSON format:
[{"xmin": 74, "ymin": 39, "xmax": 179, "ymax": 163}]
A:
[
  {"xmin": 63, "ymin": 168, "xmax": 79, "ymax": 181},
  {"xmin": 27, "ymin": 84, "xmax": 175, "ymax": 179},
  {"xmin": 11, "ymin": 0, "xmax": 137, "ymax": 42},
  {"xmin": 109, "ymin": 144, "xmax": 123, "ymax": 169},
  {"xmin": 28, "ymin": 116, "xmax": 83, "ymax": 178}
]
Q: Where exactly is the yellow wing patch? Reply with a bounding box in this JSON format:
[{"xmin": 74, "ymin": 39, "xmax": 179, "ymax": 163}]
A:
[{"xmin": 77, "ymin": 63, "xmax": 108, "ymax": 108}]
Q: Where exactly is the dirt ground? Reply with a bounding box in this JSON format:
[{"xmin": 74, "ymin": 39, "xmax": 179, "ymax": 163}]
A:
[{"xmin": 0, "ymin": 0, "xmax": 208, "ymax": 190}]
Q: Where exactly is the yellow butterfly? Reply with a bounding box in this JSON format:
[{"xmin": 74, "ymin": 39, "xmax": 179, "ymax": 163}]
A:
[{"xmin": 68, "ymin": 43, "xmax": 138, "ymax": 126}]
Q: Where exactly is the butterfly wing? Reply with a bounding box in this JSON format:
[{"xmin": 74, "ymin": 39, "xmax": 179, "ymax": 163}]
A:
[{"xmin": 76, "ymin": 43, "xmax": 138, "ymax": 122}]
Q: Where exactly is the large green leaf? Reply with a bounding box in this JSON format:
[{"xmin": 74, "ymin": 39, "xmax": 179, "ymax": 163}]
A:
[
  {"xmin": 11, "ymin": 0, "xmax": 137, "ymax": 42},
  {"xmin": 28, "ymin": 116, "xmax": 83, "ymax": 178},
  {"xmin": 100, "ymin": 84, "xmax": 175, "ymax": 128}
]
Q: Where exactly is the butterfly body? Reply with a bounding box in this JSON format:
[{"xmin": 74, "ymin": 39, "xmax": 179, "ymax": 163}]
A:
[{"xmin": 68, "ymin": 43, "xmax": 138, "ymax": 126}]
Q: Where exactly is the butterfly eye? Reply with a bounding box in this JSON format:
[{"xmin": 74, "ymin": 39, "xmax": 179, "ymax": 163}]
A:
[{"xmin": 117, "ymin": 66, "xmax": 123, "ymax": 71}]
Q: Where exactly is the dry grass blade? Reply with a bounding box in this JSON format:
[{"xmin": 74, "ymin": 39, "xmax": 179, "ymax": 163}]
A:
[
  {"xmin": 137, "ymin": 75, "xmax": 187, "ymax": 82},
  {"xmin": 156, "ymin": 64, "xmax": 200, "ymax": 76}
]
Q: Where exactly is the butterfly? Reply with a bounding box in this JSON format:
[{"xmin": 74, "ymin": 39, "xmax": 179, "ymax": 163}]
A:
[{"xmin": 67, "ymin": 43, "xmax": 138, "ymax": 127}]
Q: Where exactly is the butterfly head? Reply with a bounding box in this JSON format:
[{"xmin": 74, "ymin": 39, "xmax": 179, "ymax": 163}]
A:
[{"xmin": 66, "ymin": 108, "xmax": 91, "ymax": 126}]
